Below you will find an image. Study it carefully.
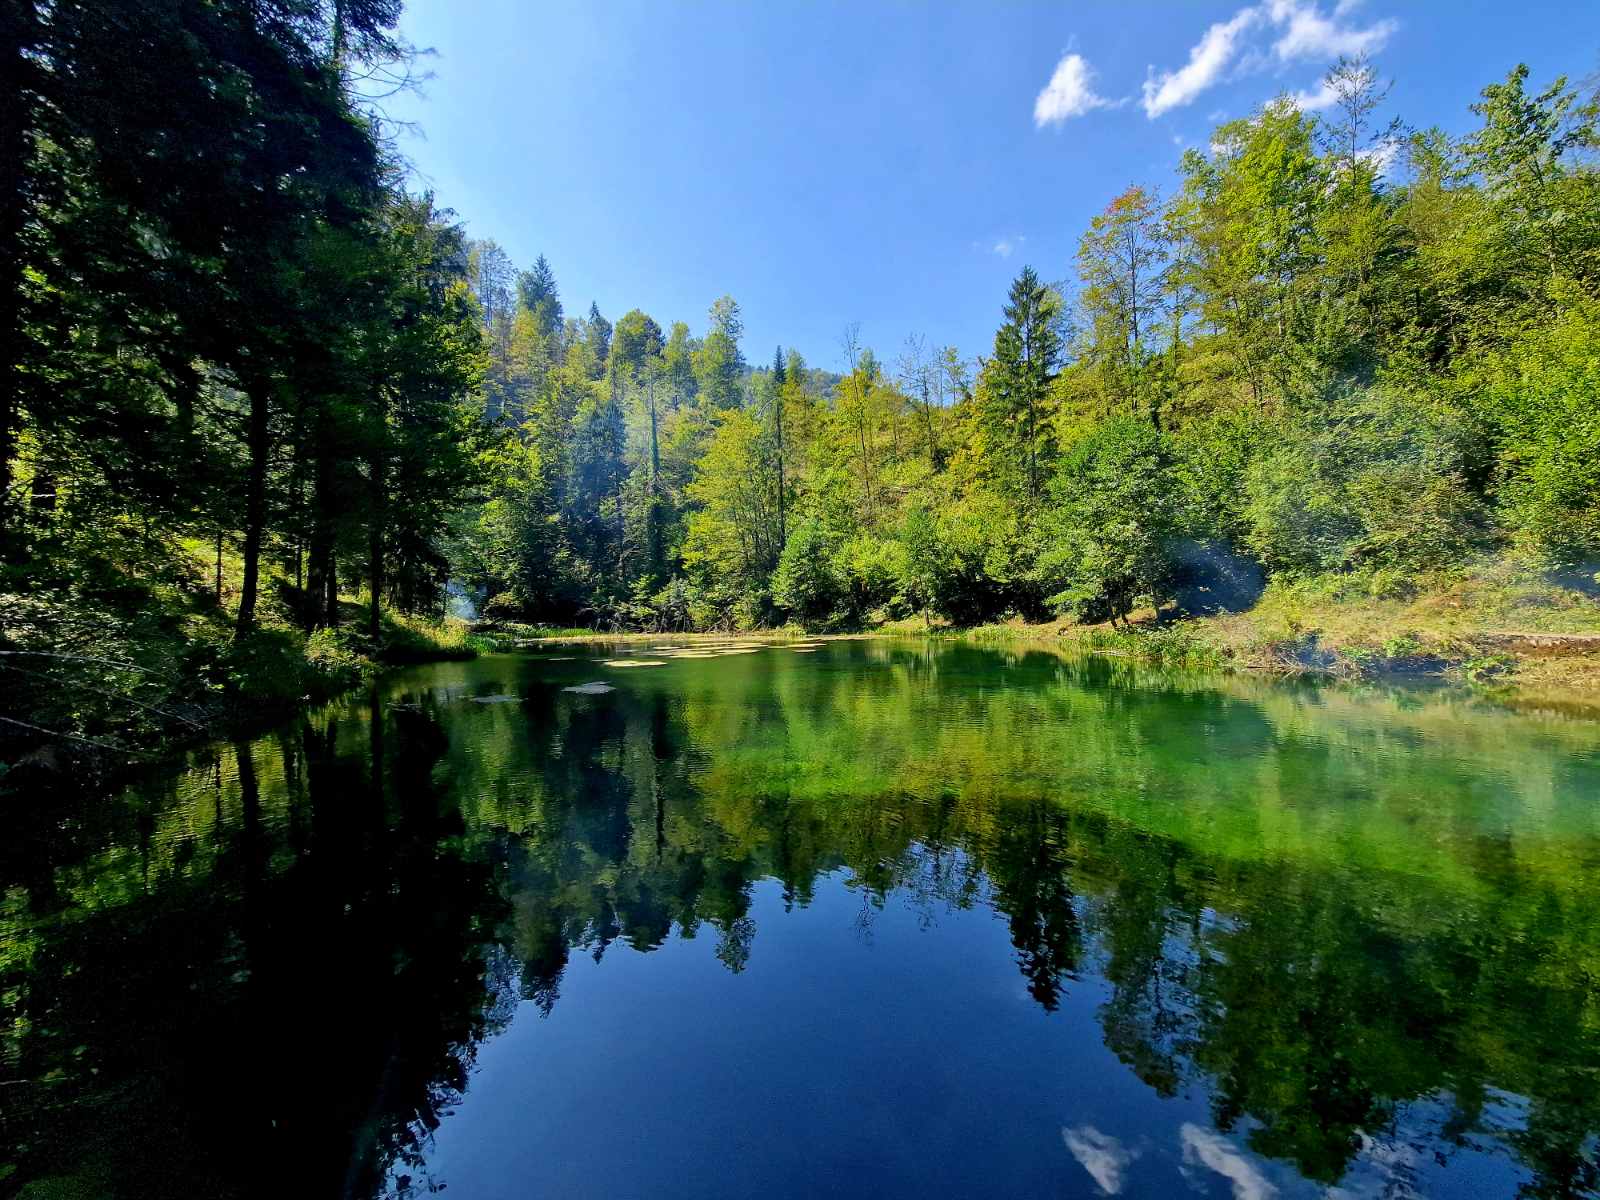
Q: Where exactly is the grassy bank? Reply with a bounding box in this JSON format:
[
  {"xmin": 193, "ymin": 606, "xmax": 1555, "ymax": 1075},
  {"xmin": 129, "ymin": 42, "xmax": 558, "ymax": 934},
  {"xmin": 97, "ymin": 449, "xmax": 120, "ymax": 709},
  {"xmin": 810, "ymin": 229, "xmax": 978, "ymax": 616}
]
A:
[{"xmin": 919, "ymin": 563, "xmax": 1600, "ymax": 713}]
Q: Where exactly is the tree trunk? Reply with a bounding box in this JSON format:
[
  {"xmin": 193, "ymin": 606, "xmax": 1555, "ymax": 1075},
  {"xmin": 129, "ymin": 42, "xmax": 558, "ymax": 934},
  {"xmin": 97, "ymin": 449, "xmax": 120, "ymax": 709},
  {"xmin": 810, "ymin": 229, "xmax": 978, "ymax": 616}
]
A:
[
  {"xmin": 647, "ymin": 375, "xmax": 663, "ymax": 581},
  {"xmin": 306, "ymin": 432, "xmax": 336, "ymax": 628},
  {"xmin": 0, "ymin": 0, "xmax": 36, "ymax": 539},
  {"xmin": 1025, "ymin": 388, "xmax": 1039, "ymax": 504},
  {"xmin": 325, "ymin": 551, "xmax": 338, "ymax": 629},
  {"xmin": 235, "ymin": 385, "xmax": 270, "ymax": 636},
  {"xmin": 367, "ymin": 450, "xmax": 384, "ymax": 644}
]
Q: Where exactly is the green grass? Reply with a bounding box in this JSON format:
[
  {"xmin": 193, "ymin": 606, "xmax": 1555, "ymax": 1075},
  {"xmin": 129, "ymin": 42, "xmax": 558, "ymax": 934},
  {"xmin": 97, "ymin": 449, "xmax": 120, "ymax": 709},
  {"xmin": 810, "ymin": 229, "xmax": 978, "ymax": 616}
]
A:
[{"xmin": 379, "ymin": 611, "xmax": 477, "ymax": 663}]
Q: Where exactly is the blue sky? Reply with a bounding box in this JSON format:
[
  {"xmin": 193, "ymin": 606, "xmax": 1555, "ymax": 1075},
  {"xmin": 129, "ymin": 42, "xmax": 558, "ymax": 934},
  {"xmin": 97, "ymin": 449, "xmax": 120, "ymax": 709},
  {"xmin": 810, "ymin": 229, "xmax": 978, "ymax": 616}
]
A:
[{"xmin": 388, "ymin": 1, "xmax": 1599, "ymax": 372}]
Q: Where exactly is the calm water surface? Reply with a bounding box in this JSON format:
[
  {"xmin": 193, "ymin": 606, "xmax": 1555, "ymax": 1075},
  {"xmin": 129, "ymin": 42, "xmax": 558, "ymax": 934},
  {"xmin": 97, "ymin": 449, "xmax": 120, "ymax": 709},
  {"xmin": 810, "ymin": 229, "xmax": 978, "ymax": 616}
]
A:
[{"xmin": 3, "ymin": 640, "xmax": 1599, "ymax": 1198}]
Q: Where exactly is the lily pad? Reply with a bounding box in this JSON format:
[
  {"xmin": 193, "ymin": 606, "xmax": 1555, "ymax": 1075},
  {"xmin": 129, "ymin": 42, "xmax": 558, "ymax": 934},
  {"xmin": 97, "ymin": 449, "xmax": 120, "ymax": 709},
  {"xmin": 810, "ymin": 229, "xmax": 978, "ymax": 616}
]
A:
[{"xmin": 562, "ymin": 681, "xmax": 615, "ymax": 695}]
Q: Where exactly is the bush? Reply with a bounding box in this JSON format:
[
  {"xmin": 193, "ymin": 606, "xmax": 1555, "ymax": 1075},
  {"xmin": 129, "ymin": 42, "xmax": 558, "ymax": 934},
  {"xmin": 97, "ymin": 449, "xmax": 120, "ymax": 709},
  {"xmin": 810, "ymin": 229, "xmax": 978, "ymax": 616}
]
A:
[
  {"xmin": 1037, "ymin": 416, "xmax": 1179, "ymax": 623},
  {"xmin": 840, "ymin": 534, "xmax": 905, "ymax": 618},
  {"xmin": 773, "ymin": 517, "xmax": 847, "ymax": 629},
  {"xmin": 481, "ymin": 591, "xmax": 524, "ymax": 622},
  {"xmin": 1242, "ymin": 440, "xmax": 1360, "ymax": 574},
  {"xmin": 1241, "ymin": 390, "xmax": 1488, "ymax": 577},
  {"xmin": 380, "ymin": 612, "xmax": 476, "ymax": 662},
  {"xmin": 303, "ymin": 628, "xmax": 370, "ymax": 692},
  {"xmin": 1481, "ymin": 291, "xmax": 1600, "ymax": 563},
  {"xmin": 896, "ymin": 507, "xmax": 944, "ymax": 622}
]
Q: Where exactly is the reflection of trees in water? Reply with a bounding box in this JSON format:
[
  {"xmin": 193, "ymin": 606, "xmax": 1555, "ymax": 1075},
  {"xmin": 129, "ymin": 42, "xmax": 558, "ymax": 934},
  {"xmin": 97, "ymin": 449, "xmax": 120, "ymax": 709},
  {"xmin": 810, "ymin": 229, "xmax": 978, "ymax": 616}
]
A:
[
  {"xmin": 5, "ymin": 649, "xmax": 1600, "ymax": 1198},
  {"xmin": 465, "ymin": 654, "xmax": 1600, "ymax": 1196},
  {"xmin": 0, "ymin": 687, "xmax": 509, "ymax": 1200}
]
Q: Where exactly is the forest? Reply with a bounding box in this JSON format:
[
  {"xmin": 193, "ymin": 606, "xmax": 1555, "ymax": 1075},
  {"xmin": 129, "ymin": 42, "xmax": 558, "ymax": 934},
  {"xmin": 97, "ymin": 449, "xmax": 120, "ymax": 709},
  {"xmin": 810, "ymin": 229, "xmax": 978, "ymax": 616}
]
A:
[
  {"xmin": 445, "ymin": 55, "xmax": 1600, "ymax": 638},
  {"xmin": 4, "ymin": 0, "xmax": 1600, "ymax": 761}
]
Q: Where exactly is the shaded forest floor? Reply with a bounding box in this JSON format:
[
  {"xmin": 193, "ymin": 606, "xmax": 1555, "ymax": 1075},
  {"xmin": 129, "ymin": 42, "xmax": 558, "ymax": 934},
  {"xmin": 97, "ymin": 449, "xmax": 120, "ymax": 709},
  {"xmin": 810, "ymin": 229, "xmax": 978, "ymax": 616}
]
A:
[{"xmin": 3, "ymin": 540, "xmax": 480, "ymax": 795}]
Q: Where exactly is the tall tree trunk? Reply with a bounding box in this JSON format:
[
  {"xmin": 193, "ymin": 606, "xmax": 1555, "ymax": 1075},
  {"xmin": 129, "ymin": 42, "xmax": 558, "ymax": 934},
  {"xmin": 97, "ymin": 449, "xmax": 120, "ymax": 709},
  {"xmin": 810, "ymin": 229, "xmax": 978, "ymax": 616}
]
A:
[
  {"xmin": 306, "ymin": 430, "xmax": 336, "ymax": 628},
  {"xmin": 647, "ymin": 375, "xmax": 663, "ymax": 581},
  {"xmin": 236, "ymin": 384, "xmax": 270, "ymax": 636},
  {"xmin": 325, "ymin": 551, "xmax": 338, "ymax": 628},
  {"xmin": 1025, "ymin": 387, "xmax": 1039, "ymax": 504},
  {"xmin": 367, "ymin": 434, "xmax": 384, "ymax": 644},
  {"xmin": 0, "ymin": 0, "xmax": 37, "ymax": 539}
]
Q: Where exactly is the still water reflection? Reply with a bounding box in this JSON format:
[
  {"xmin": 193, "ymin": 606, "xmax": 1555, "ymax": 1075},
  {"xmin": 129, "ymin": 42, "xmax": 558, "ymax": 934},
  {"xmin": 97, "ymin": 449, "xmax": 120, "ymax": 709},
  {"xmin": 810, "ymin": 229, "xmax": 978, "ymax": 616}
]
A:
[{"xmin": 3, "ymin": 640, "xmax": 1599, "ymax": 1198}]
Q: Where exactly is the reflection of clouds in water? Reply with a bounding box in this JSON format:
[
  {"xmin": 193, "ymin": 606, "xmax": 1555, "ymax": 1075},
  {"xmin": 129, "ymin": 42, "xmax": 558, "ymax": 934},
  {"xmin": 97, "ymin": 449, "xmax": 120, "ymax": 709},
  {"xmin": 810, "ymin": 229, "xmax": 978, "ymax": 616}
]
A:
[
  {"xmin": 1063, "ymin": 1125, "xmax": 1136, "ymax": 1194},
  {"xmin": 1181, "ymin": 1123, "xmax": 1278, "ymax": 1200}
]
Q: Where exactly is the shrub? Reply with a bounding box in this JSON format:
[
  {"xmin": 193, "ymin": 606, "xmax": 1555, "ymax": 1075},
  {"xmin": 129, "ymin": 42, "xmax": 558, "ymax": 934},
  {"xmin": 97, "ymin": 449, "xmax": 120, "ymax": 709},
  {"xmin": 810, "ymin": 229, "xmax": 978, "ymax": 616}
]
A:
[
  {"xmin": 1240, "ymin": 390, "xmax": 1488, "ymax": 577},
  {"xmin": 303, "ymin": 628, "xmax": 369, "ymax": 693},
  {"xmin": 840, "ymin": 534, "xmax": 905, "ymax": 618},
  {"xmin": 773, "ymin": 517, "xmax": 847, "ymax": 629},
  {"xmin": 1037, "ymin": 416, "xmax": 1179, "ymax": 623},
  {"xmin": 1481, "ymin": 292, "xmax": 1600, "ymax": 563}
]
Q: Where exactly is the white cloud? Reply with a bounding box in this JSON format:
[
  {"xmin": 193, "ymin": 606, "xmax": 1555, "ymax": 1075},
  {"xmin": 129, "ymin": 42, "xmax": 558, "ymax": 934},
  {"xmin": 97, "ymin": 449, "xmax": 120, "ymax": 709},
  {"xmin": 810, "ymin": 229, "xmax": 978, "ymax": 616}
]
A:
[
  {"xmin": 1142, "ymin": 0, "xmax": 1396, "ymax": 119},
  {"xmin": 1063, "ymin": 1126, "xmax": 1137, "ymax": 1195},
  {"xmin": 1289, "ymin": 79, "xmax": 1340, "ymax": 110},
  {"xmin": 992, "ymin": 235, "xmax": 1026, "ymax": 258},
  {"xmin": 1264, "ymin": 0, "xmax": 1397, "ymax": 62},
  {"xmin": 1358, "ymin": 140, "xmax": 1399, "ymax": 175},
  {"xmin": 1142, "ymin": 8, "xmax": 1261, "ymax": 118},
  {"xmin": 1180, "ymin": 1124, "xmax": 1278, "ymax": 1200},
  {"xmin": 1034, "ymin": 53, "xmax": 1119, "ymax": 126}
]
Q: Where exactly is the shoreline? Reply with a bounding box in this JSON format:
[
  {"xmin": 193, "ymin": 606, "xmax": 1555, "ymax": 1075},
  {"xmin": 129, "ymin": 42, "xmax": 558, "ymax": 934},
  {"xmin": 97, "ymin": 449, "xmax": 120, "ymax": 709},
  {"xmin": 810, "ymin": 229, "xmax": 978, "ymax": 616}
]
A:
[{"xmin": 473, "ymin": 617, "xmax": 1600, "ymax": 718}]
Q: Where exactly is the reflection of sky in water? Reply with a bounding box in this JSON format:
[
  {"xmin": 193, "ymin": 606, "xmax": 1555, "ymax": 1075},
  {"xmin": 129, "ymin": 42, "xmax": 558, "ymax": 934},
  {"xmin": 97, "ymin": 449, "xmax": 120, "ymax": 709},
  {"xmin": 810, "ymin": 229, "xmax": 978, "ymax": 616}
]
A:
[
  {"xmin": 1064, "ymin": 1125, "xmax": 1137, "ymax": 1193},
  {"xmin": 411, "ymin": 864, "xmax": 1540, "ymax": 1200},
  {"xmin": 1181, "ymin": 1124, "xmax": 1278, "ymax": 1200}
]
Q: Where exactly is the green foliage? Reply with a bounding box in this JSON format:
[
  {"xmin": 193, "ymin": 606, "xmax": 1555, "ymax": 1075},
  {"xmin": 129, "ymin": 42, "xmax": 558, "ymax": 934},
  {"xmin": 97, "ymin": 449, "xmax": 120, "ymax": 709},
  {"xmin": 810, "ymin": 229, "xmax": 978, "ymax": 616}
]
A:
[
  {"xmin": 1240, "ymin": 393, "xmax": 1487, "ymax": 577},
  {"xmin": 896, "ymin": 507, "xmax": 944, "ymax": 621},
  {"xmin": 9, "ymin": 24, "xmax": 1600, "ymax": 772},
  {"xmin": 1, "ymin": 0, "xmax": 490, "ymax": 763},
  {"xmin": 772, "ymin": 518, "xmax": 846, "ymax": 629},
  {"xmin": 983, "ymin": 267, "xmax": 1065, "ymax": 503},
  {"xmin": 1038, "ymin": 417, "xmax": 1179, "ymax": 623},
  {"xmin": 1479, "ymin": 291, "xmax": 1600, "ymax": 562},
  {"xmin": 218, "ymin": 628, "xmax": 367, "ymax": 707}
]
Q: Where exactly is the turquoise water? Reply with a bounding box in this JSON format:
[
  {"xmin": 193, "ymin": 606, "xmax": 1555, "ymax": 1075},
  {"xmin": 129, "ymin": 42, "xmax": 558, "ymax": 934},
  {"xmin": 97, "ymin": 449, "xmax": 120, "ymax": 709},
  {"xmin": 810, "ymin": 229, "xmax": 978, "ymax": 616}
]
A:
[{"xmin": 3, "ymin": 639, "xmax": 1598, "ymax": 1197}]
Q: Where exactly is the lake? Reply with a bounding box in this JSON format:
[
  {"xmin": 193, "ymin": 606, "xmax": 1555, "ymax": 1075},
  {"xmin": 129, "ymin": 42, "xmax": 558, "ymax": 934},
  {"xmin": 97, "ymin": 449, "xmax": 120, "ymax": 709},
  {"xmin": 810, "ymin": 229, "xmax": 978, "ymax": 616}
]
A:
[{"xmin": 3, "ymin": 639, "xmax": 1599, "ymax": 1198}]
